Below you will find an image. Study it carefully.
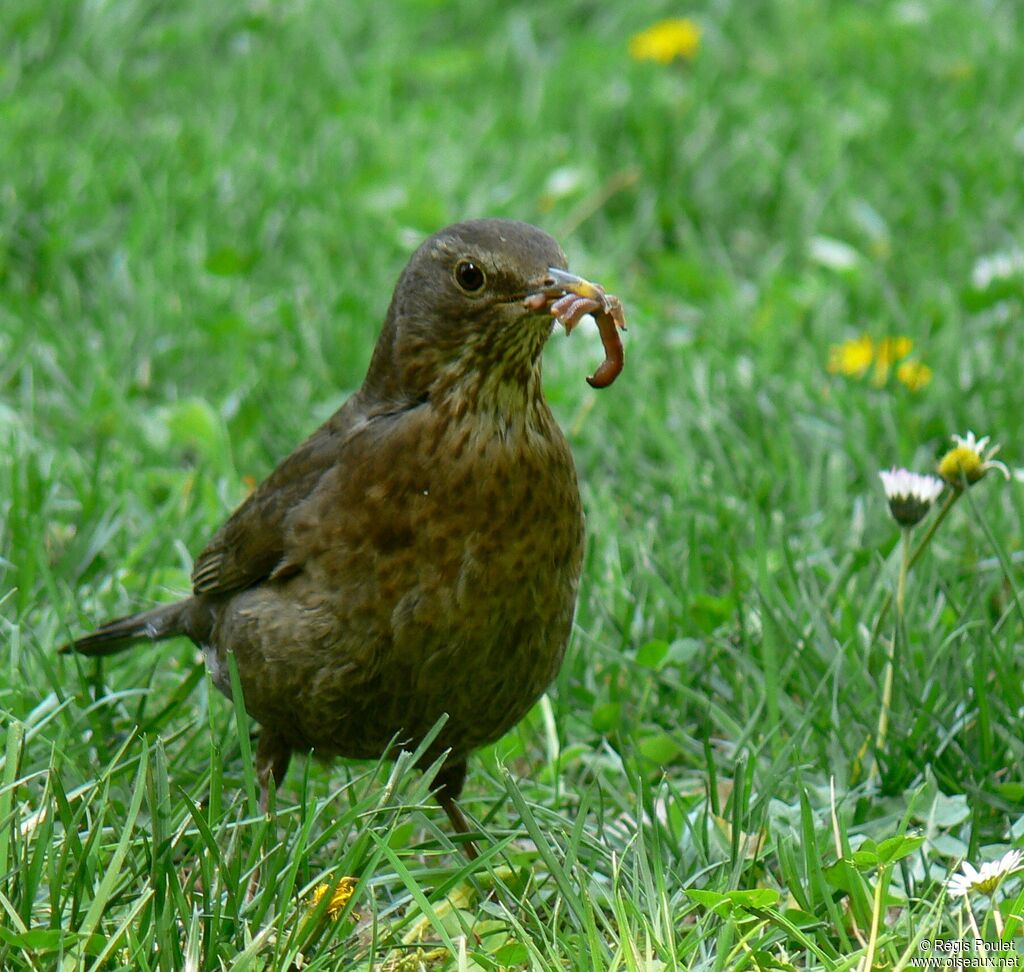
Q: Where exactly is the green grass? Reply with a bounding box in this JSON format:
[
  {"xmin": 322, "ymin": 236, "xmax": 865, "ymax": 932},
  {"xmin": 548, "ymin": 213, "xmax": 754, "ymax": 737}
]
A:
[{"xmin": 3, "ymin": 0, "xmax": 1024, "ymax": 967}]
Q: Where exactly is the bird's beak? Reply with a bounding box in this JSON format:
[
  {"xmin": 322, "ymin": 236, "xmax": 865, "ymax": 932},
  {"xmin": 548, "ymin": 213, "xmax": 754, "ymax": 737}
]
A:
[{"xmin": 523, "ymin": 267, "xmax": 604, "ymax": 312}]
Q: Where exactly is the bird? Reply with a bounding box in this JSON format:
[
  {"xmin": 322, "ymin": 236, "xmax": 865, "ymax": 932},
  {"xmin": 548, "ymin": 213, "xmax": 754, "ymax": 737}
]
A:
[{"xmin": 63, "ymin": 218, "xmax": 615, "ymax": 857}]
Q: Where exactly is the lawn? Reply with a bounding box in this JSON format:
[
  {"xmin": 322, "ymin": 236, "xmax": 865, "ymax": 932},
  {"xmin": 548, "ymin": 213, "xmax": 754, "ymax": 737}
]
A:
[{"xmin": 3, "ymin": 0, "xmax": 1024, "ymax": 968}]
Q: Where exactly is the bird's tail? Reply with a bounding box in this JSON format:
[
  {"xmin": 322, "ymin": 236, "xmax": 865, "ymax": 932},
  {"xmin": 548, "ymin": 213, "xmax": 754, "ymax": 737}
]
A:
[{"xmin": 60, "ymin": 601, "xmax": 192, "ymax": 657}]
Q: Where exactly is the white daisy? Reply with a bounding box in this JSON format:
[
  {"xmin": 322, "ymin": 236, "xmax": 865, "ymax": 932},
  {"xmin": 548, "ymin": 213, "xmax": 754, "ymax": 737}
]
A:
[
  {"xmin": 878, "ymin": 467, "xmax": 944, "ymax": 526},
  {"xmin": 971, "ymin": 249, "xmax": 1024, "ymax": 290},
  {"xmin": 947, "ymin": 848, "xmax": 1023, "ymax": 899},
  {"xmin": 938, "ymin": 431, "xmax": 1010, "ymax": 487}
]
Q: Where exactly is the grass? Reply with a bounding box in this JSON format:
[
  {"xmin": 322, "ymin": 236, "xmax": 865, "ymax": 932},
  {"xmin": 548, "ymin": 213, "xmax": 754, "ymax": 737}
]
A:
[{"xmin": 2, "ymin": 0, "xmax": 1024, "ymax": 967}]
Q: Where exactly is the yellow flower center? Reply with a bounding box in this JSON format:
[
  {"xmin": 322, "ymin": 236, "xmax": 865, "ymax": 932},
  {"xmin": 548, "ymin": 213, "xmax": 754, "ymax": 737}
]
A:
[
  {"xmin": 938, "ymin": 446, "xmax": 985, "ymax": 485},
  {"xmin": 972, "ymin": 874, "xmax": 1003, "ymax": 896}
]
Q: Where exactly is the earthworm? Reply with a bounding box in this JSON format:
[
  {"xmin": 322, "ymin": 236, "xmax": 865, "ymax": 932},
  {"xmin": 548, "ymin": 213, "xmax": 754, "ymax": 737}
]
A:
[
  {"xmin": 548, "ymin": 290, "xmax": 627, "ymax": 389},
  {"xmin": 525, "ymin": 270, "xmax": 628, "ymax": 388},
  {"xmin": 585, "ymin": 296, "xmax": 626, "ymax": 388}
]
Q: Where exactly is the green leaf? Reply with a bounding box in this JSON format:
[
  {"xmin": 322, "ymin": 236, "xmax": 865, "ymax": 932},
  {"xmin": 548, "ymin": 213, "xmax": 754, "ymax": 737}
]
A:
[
  {"xmin": 492, "ymin": 942, "xmax": 530, "ymax": 966},
  {"xmin": 913, "ymin": 774, "xmax": 971, "ymax": 828},
  {"xmin": 876, "ymin": 834, "xmax": 925, "ymax": 865},
  {"xmin": 636, "ymin": 639, "xmax": 670, "ymax": 669},
  {"xmin": 591, "ymin": 702, "xmax": 622, "ymax": 733},
  {"xmin": 822, "ymin": 859, "xmax": 875, "ymax": 930},
  {"xmin": 638, "ymin": 731, "xmax": 681, "ymax": 766},
  {"xmin": 726, "ymin": 889, "xmax": 781, "ymax": 910},
  {"xmin": 995, "ymin": 782, "xmax": 1024, "ymax": 804},
  {"xmin": 686, "ymin": 889, "xmax": 732, "ymax": 916},
  {"xmin": 850, "ymin": 849, "xmax": 880, "ymax": 869},
  {"xmin": 690, "ymin": 594, "xmax": 735, "ymax": 632}
]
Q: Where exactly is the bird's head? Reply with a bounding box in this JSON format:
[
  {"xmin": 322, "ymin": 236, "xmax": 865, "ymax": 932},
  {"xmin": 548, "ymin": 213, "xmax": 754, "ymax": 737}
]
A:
[{"xmin": 363, "ymin": 219, "xmax": 588, "ymax": 414}]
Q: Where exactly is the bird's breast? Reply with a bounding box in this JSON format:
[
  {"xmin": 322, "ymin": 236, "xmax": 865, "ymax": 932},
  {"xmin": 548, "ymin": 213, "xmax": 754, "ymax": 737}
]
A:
[{"xmin": 276, "ymin": 399, "xmax": 585, "ymax": 757}]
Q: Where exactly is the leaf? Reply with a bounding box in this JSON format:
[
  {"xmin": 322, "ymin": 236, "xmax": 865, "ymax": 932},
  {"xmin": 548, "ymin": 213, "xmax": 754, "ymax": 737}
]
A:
[
  {"xmin": 685, "ymin": 889, "xmax": 732, "ymax": 916},
  {"xmin": 914, "ymin": 788, "xmax": 970, "ymax": 829},
  {"xmin": 591, "ymin": 702, "xmax": 622, "ymax": 733},
  {"xmin": 690, "ymin": 594, "xmax": 735, "ymax": 632},
  {"xmin": 726, "ymin": 889, "xmax": 781, "ymax": 910},
  {"xmin": 749, "ymin": 949, "xmax": 797, "ymax": 971},
  {"xmin": 822, "ymin": 859, "xmax": 874, "ymax": 930},
  {"xmin": 876, "ymin": 834, "xmax": 925, "ymax": 865},
  {"xmin": 492, "ymin": 942, "xmax": 529, "ymax": 965},
  {"xmin": 685, "ymin": 888, "xmax": 780, "ymax": 918},
  {"xmin": 930, "ymin": 834, "xmax": 969, "ymax": 859},
  {"xmin": 823, "ymin": 858, "xmax": 870, "ymax": 894},
  {"xmin": 995, "ymin": 782, "xmax": 1024, "ymax": 804},
  {"xmin": 637, "ymin": 731, "xmax": 681, "ymax": 766},
  {"xmin": 850, "ymin": 848, "xmax": 880, "ymax": 869},
  {"xmin": 636, "ymin": 639, "xmax": 670, "ymax": 669}
]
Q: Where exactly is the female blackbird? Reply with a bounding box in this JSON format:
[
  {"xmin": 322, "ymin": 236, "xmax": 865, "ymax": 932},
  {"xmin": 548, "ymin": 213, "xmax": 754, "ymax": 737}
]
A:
[{"xmin": 64, "ymin": 219, "xmax": 608, "ymax": 856}]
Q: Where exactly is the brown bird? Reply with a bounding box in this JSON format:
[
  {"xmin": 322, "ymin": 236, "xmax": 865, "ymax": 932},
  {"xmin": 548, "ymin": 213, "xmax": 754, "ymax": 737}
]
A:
[{"xmin": 63, "ymin": 218, "xmax": 623, "ymax": 856}]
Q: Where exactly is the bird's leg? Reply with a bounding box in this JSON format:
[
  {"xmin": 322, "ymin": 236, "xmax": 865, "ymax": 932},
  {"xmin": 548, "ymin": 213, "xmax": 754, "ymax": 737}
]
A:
[
  {"xmin": 256, "ymin": 729, "xmax": 292, "ymax": 814},
  {"xmin": 248, "ymin": 730, "xmax": 292, "ymax": 901},
  {"xmin": 434, "ymin": 760, "xmax": 479, "ymax": 861}
]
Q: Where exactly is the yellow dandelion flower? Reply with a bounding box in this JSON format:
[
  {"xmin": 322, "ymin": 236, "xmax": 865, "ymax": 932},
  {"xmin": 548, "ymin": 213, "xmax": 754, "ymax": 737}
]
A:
[
  {"xmin": 827, "ymin": 335, "xmax": 874, "ymax": 377},
  {"xmin": 309, "ymin": 876, "xmax": 357, "ymax": 920},
  {"xmin": 896, "ymin": 359, "xmax": 932, "ymax": 391},
  {"xmin": 629, "ymin": 18, "xmax": 701, "ymax": 64},
  {"xmin": 872, "ymin": 335, "xmax": 913, "ymax": 385},
  {"xmin": 874, "ymin": 335, "xmax": 913, "ymax": 366},
  {"xmin": 937, "ymin": 431, "xmax": 1010, "ymax": 487}
]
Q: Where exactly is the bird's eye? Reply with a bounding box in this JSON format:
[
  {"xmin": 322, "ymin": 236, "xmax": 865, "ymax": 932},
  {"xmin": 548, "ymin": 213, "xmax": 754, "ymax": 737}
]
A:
[{"xmin": 454, "ymin": 260, "xmax": 486, "ymax": 293}]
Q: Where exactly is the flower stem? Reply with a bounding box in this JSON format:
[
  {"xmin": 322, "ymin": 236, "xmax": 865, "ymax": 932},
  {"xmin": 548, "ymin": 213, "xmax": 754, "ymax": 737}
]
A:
[
  {"xmin": 871, "ymin": 489, "xmax": 960, "ymax": 642},
  {"xmin": 896, "ymin": 527, "xmax": 910, "ymax": 619},
  {"xmin": 966, "ymin": 899, "xmax": 987, "ymax": 960},
  {"xmin": 874, "ymin": 528, "xmax": 910, "ymax": 772},
  {"xmin": 992, "ymin": 895, "xmax": 1004, "ymax": 939}
]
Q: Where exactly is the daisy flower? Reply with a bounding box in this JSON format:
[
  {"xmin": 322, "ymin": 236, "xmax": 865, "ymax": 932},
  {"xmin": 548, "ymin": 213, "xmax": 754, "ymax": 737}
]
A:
[
  {"xmin": 937, "ymin": 431, "xmax": 1010, "ymax": 487},
  {"xmin": 947, "ymin": 849, "xmax": 1022, "ymax": 899},
  {"xmin": 878, "ymin": 467, "xmax": 944, "ymax": 527}
]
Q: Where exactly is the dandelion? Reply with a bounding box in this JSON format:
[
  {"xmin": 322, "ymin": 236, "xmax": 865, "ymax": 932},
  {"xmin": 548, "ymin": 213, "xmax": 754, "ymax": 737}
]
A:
[
  {"xmin": 937, "ymin": 431, "xmax": 1010, "ymax": 487},
  {"xmin": 895, "ymin": 359, "xmax": 932, "ymax": 391},
  {"xmin": 874, "ymin": 336, "xmax": 913, "ymax": 362},
  {"xmin": 309, "ymin": 876, "xmax": 357, "ymax": 919},
  {"xmin": 878, "ymin": 467, "xmax": 944, "ymax": 527},
  {"xmin": 828, "ymin": 335, "xmax": 874, "ymax": 377},
  {"xmin": 827, "ymin": 334, "xmax": 926, "ymax": 388},
  {"xmin": 628, "ymin": 18, "xmax": 701, "ymax": 64},
  {"xmin": 947, "ymin": 849, "xmax": 1023, "ymax": 899},
  {"xmin": 872, "ymin": 336, "xmax": 913, "ymax": 385}
]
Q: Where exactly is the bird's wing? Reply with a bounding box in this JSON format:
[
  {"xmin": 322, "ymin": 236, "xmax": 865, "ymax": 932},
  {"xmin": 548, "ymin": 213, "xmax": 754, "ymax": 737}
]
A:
[{"xmin": 191, "ymin": 400, "xmax": 362, "ymax": 596}]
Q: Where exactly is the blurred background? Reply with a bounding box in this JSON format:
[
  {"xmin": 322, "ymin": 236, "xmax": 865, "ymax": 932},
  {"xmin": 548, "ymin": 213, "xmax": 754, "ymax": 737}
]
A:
[{"xmin": 3, "ymin": 0, "xmax": 1024, "ymax": 967}]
